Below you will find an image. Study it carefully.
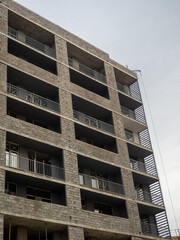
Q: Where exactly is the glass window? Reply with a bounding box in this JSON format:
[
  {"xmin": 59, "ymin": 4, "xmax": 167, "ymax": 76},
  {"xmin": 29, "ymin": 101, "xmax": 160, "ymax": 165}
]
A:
[{"xmin": 79, "ymin": 174, "xmax": 84, "ymax": 185}]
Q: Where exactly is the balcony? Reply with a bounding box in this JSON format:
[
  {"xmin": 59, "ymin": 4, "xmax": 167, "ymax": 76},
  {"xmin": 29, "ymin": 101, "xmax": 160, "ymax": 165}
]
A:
[
  {"xmin": 81, "ymin": 189, "xmax": 128, "ymax": 218},
  {"xmin": 4, "ymin": 216, "xmax": 68, "ymax": 240},
  {"xmin": 125, "ymin": 129, "xmax": 152, "ymax": 149},
  {"xmin": 7, "ymin": 83, "xmax": 60, "ymax": 113},
  {"xmin": 141, "ymin": 221, "xmax": 158, "ymax": 237},
  {"xmin": 117, "ymin": 81, "xmax": 142, "ymax": 101},
  {"xmin": 8, "ymin": 26, "xmax": 56, "ymax": 58},
  {"xmin": 69, "ymin": 57, "xmax": 106, "ymax": 84},
  {"xmin": 121, "ymin": 106, "xmax": 146, "ymax": 125},
  {"xmin": 6, "ymin": 171, "xmax": 66, "ymax": 206},
  {"xmin": 73, "ymin": 110, "xmax": 114, "ymax": 134},
  {"xmin": 135, "ymin": 188, "xmax": 164, "ymax": 206},
  {"xmin": 6, "ymin": 154, "xmax": 65, "ymax": 180},
  {"xmin": 130, "ymin": 158, "xmax": 157, "ymax": 176},
  {"xmin": 79, "ymin": 173, "xmax": 124, "ymax": 195}
]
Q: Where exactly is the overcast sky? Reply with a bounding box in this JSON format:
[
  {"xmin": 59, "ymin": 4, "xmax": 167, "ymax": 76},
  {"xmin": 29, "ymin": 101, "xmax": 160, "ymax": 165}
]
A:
[{"xmin": 14, "ymin": 0, "xmax": 180, "ymax": 232}]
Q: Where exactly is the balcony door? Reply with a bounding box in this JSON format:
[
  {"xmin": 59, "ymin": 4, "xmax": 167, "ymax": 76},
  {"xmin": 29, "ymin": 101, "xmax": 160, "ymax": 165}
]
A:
[{"xmin": 6, "ymin": 142, "xmax": 19, "ymax": 168}]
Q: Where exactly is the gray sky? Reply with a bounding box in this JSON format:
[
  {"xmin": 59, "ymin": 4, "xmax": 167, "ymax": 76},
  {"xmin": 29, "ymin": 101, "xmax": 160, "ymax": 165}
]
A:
[{"xmin": 15, "ymin": 0, "xmax": 180, "ymax": 231}]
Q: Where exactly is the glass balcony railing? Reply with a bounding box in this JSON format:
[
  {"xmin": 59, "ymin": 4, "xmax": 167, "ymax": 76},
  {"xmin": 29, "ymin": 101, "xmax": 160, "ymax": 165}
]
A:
[
  {"xmin": 8, "ymin": 26, "xmax": 56, "ymax": 58},
  {"xmin": 79, "ymin": 173, "xmax": 124, "ymax": 195},
  {"xmin": 68, "ymin": 57, "xmax": 107, "ymax": 84},
  {"xmin": 73, "ymin": 110, "xmax": 114, "ymax": 134},
  {"xmin": 7, "ymin": 83, "xmax": 60, "ymax": 113},
  {"xmin": 5, "ymin": 154, "xmax": 65, "ymax": 180}
]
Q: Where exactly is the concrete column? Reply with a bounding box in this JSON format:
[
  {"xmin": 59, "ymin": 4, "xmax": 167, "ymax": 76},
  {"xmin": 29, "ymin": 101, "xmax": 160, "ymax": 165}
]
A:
[
  {"xmin": 64, "ymin": 150, "xmax": 79, "ymax": 185},
  {"xmin": 116, "ymin": 139, "xmax": 130, "ymax": 167},
  {"xmin": 0, "ymin": 63, "xmax": 7, "ymax": 93},
  {"xmin": 16, "ymin": 226, "xmax": 27, "ymax": 240},
  {"xmin": 121, "ymin": 168, "xmax": 136, "ymax": 199},
  {"xmin": 66, "ymin": 185, "xmax": 82, "ymax": 210},
  {"xmin": 59, "ymin": 89, "xmax": 75, "ymax": 140},
  {"xmin": 126, "ymin": 201, "xmax": 141, "ymax": 234},
  {"xmin": 68, "ymin": 226, "xmax": 84, "ymax": 240},
  {"xmin": 0, "ymin": 4, "xmax": 8, "ymax": 34},
  {"xmin": 0, "ymin": 169, "xmax": 5, "ymax": 194},
  {"xmin": 0, "ymin": 129, "xmax": 6, "ymax": 166},
  {"xmin": 0, "ymin": 214, "xmax": 4, "ymax": 240}
]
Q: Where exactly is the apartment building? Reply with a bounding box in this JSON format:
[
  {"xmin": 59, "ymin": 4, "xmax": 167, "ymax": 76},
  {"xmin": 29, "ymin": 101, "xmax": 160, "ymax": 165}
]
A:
[{"xmin": 0, "ymin": 0, "xmax": 171, "ymax": 239}]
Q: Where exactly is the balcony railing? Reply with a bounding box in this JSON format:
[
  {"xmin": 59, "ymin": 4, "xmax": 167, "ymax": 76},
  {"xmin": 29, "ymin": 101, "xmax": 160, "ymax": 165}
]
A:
[
  {"xmin": 141, "ymin": 221, "xmax": 158, "ymax": 237},
  {"xmin": 8, "ymin": 26, "xmax": 56, "ymax": 58},
  {"xmin": 121, "ymin": 106, "xmax": 146, "ymax": 124},
  {"xmin": 130, "ymin": 159, "xmax": 157, "ymax": 177},
  {"xmin": 125, "ymin": 130, "xmax": 152, "ymax": 149},
  {"xmin": 79, "ymin": 173, "xmax": 124, "ymax": 195},
  {"xmin": 6, "ymin": 154, "xmax": 65, "ymax": 180},
  {"xmin": 116, "ymin": 81, "xmax": 142, "ymax": 101},
  {"xmin": 135, "ymin": 189, "xmax": 164, "ymax": 206},
  {"xmin": 73, "ymin": 110, "xmax": 115, "ymax": 134},
  {"xmin": 7, "ymin": 83, "xmax": 60, "ymax": 113},
  {"xmin": 68, "ymin": 57, "xmax": 107, "ymax": 84}
]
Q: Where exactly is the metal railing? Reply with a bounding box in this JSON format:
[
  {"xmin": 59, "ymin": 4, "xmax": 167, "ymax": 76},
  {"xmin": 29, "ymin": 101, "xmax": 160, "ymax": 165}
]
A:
[
  {"xmin": 8, "ymin": 26, "xmax": 56, "ymax": 58},
  {"xmin": 125, "ymin": 130, "xmax": 152, "ymax": 150},
  {"xmin": 141, "ymin": 211, "xmax": 171, "ymax": 238},
  {"xmin": 141, "ymin": 221, "xmax": 159, "ymax": 237},
  {"xmin": 79, "ymin": 173, "xmax": 124, "ymax": 195},
  {"xmin": 6, "ymin": 155, "xmax": 65, "ymax": 180},
  {"xmin": 116, "ymin": 81, "xmax": 142, "ymax": 102},
  {"xmin": 73, "ymin": 110, "xmax": 115, "ymax": 134},
  {"xmin": 7, "ymin": 83, "xmax": 60, "ymax": 113},
  {"xmin": 135, "ymin": 189, "xmax": 164, "ymax": 206},
  {"xmin": 121, "ymin": 106, "xmax": 146, "ymax": 124},
  {"xmin": 68, "ymin": 57, "xmax": 107, "ymax": 84},
  {"xmin": 130, "ymin": 159, "xmax": 157, "ymax": 177}
]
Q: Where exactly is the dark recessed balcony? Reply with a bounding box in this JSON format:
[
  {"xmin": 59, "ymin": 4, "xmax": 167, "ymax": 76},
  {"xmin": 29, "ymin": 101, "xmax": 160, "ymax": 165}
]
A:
[
  {"xmin": 7, "ymin": 97, "xmax": 61, "ymax": 133},
  {"xmin": 8, "ymin": 38, "xmax": 57, "ymax": 75},
  {"xmin": 81, "ymin": 189, "xmax": 128, "ymax": 218},
  {"xmin": 5, "ymin": 171, "xmax": 66, "ymax": 206},
  {"xmin": 75, "ymin": 123, "xmax": 118, "ymax": 153},
  {"xmin": 7, "ymin": 83, "xmax": 60, "ymax": 113}
]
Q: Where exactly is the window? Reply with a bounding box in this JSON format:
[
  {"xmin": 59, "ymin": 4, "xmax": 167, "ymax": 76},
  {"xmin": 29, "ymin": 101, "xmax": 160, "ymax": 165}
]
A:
[
  {"xmin": 6, "ymin": 142, "xmax": 19, "ymax": 168},
  {"xmin": 26, "ymin": 187, "xmax": 51, "ymax": 203},
  {"xmin": 79, "ymin": 174, "xmax": 84, "ymax": 185},
  {"xmin": 5, "ymin": 182, "xmax": 17, "ymax": 195}
]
